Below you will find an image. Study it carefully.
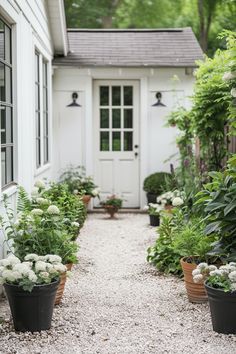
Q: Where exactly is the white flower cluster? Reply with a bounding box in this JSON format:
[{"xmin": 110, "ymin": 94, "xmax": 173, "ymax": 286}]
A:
[
  {"xmin": 91, "ymin": 188, "xmax": 100, "ymax": 197},
  {"xmin": 71, "ymin": 221, "xmax": 80, "ymax": 228},
  {"xmin": 222, "ymin": 71, "xmax": 236, "ymax": 81},
  {"xmin": 47, "ymin": 205, "xmax": 60, "ymax": 215},
  {"xmin": 0, "ymin": 253, "xmax": 66, "ymax": 291},
  {"xmin": 156, "ymin": 190, "xmax": 184, "ymax": 207},
  {"xmin": 192, "ymin": 262, "xmax": 236, "ymax": 292},
  {"xmin": 231, "ymin": 88, "xmax": 236, "ymax": 98}
]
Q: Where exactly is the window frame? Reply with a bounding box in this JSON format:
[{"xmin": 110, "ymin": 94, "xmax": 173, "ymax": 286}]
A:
[
  {"xmin": 34, "ymin": 49, "xmax": 50, "ymax": 172},
  {"xmin": 0, "ymin": 16, "xmax": 15, "ymax": 190}
]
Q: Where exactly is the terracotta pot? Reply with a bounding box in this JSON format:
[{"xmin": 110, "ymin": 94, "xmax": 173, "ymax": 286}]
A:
[
  {"xmin": 82, "ymin": 195, "xmax": 91, "ymax": 206},
  {"xmin": 180, "ymin": 257, "xmax": 208, "ymax": 303},
  {"xmin": 103, "ymin": 205, "xmax": 118, "ymax": 218},
  {"xmin": 164, "ymin": 204, "xmax": 173, "ymax": 213},
  {"xmin": 54, "ymin": 263, "xmax": 73, "ymax": 305}
]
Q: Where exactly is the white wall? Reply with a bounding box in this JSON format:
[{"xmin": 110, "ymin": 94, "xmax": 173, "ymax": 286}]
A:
[
  {"xmin": 0, "ymin": 0, "xmax": 54, "ymax": 262},
  {"xmin": 53, "ymin": 67, "xmax": 195, "ymax": 208}
]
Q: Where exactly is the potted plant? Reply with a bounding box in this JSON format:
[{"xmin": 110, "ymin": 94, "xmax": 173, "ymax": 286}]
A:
[
  {"xmin": 193, "ymin": 262, "xmax": 236, "ymax": 334},
  {"xmin": 143, "ymin": 172, "xmax": 171, "ymax": 203},
  {"xmin": 60, "ymin": 165, "xmax": 100, "ymax": 206},
  {"xmin": 0, "ymin": 253, "xmax": 66, "ymax": 332},
  {"xmin": 144, "ymin": 203, "xmax": 163, "ymax": 226},
  {"xmin": 157, "ymin": 190, "xmax": 184, "ymax": 212},
  {"xmin": 100, "ymin": 195, "xmax": 123, "ymax": 218},
  {"xmin": 173, "ymin": 219, "xmax": 215, "ymax": 303},
  {"xmin": 1, "ymin": 192, "xmax": 79, "ymax": 305}
]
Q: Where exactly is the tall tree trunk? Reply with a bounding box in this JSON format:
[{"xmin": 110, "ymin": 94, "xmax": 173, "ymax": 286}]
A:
[{"xmin": 101, "ymin": 0, "xmax": 122, "ymax": 28}]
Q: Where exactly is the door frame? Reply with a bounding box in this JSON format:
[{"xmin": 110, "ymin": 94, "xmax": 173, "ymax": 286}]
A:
[{"xmin": 93, "ymin": 79, "xmax": 141, "ymax": 208}]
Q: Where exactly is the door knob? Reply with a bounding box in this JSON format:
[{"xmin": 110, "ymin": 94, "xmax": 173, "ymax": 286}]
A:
[
  {"xmin": 134, "ymin": 152, "xmax": 138, "ymax": 157},
  {"xmin": 134, "ymin": 144, "xmax": 139, "ymax": 148}
]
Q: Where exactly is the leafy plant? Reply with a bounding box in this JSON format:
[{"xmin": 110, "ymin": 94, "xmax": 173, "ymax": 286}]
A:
[
  {"xmin": 195, "ymin": 155, "xmax": 236, "ymax": 260},
  {"xmin": 144, "ymin": 203, "xmax": 163, "ymax": 216},
  {"xmin": 143, "ymin": 172, "xmax": 172, "ymax": 195},
  {"xmin": 60, "ymin": 165, "xmax": 99, "ymax": 197},
  {"xmin": 100, "ymin": 195, "xmax": 123, "ymax": 209}
]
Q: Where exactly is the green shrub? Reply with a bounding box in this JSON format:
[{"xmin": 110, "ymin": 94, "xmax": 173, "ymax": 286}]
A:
[{"xmin": 143, "ymin": 172, "xmax": 171, "ymax": 195}]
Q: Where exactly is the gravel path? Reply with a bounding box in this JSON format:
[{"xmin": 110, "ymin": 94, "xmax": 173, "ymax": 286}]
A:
[{"xmin": 0, "ymin": 213, "xmax": 236, "ymax": 354}]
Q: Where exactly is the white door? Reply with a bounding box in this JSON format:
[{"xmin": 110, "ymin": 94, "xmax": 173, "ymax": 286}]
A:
[{"xmin": 94, "ymin": 80, "xmax": 140, "ymax": 208}]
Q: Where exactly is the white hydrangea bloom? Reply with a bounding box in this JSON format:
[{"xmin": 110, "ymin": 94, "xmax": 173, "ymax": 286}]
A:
[
  {"xmin": 24, "ymin": 254, "xmax": 39, "ymax": 262},
  {"xmin": 27, "ymin": 270, "xmax": 37, "ymax": 282},
  {"xmin": 39, "ymin": 271, "xmax": 50, "ymax": 279},
  {"xmin": 222, "ymin": 72, "xmax": 236, "ymax": 81},
  {"xmin": 193, "ymin": 274, "xmax": 204, "ymax": 283},
  {"xmin": 7, "ymin": 255, "xmax": 21, "ymax": 266},
  {"xmin": 73, "ymin": 189, "xmax": 79, "ymax": 195},
  {"xmin": 172, "ymin": 197, "xmax": 184, "ymax": 207},
  {"xmin": 31, "ymin": 186, "xmax": 39, "ymax": 197},
  {"xmin": 36, "ymin": 197, "xmax": 49, "ymax": 205},
  {"xmin": 229, "ymin": 271, "xmax": 236, "ymax": 283},
  {"xmin": 31, "ymin": 208, "xmax": 44, "ymax": 216},
  {"xmin": 230, "ymin": 283, "xmax": 236, "ymax": 292},
  {"xmin": 35, "ymin": 261, "xmax": 47, "ymax": 272},
  {"xmin": 208, "ymin": 265, "xmax": 217, "ymax": 272},
  {"xmin": 53, "ymin": 263, "xmax": 67, "ymax": 273},
  {"xmin": 0, "ymin": 259, "xmax": 11, "ymax": 267},
  {"xmin": 91, "ymin": 188, "xmax": 100, "ymax": 197},
  {"xmin": 231, "ymin": 88, "xmax": 236, "ymax": 98},
  {"xmin": 209, "ymin": 269, "xmax": 224, "ymax": 277},
  {"xmin": 47, "ymin": 205, "xmax": 60, "ymax": 215},
  {"xmin": 2, "ymin": 269, "xmax": 20, "ymax": 282},
  {"xmin": 46, "ymin": 255, "xmax": 62, "ymax": 264},
  {"xmin": 143, "ymin": 205, "xmax": 149, "ymax": 211},
  {"xmin": 197, "ymin": 262, "xmax": 208, "ymax": 270},
  {"xmin": 34, "ymin": 180, "xmax": 46, "ymax": 189},
  {"xmin": 229, "ymin": 262, "xmax": 236, "ymax": 267},
  {"xmin": 71, "ymin": 221, "xmax": 80, "ymax": 228},
  {"xmin": 192, "ymin": 268, "xmax": 201, "ymax": 276},
  {"xmin": 13, "ymin": 263, "xmax": 31, "ymax": 276}
]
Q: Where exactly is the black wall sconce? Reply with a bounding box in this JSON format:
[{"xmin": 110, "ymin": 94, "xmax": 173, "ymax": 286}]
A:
[
  {"xmin": 67, "ymin": 92, "xmax": 81, "ymax": 107},
  {"xmin": 152, "ymin": 92, "xmax": 166, "ymax": 107}
]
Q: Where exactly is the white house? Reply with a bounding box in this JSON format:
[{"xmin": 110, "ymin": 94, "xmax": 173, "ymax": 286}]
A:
[{"xmin": 0, "ymin": 0, "xmax": 203, "ymax": 257}]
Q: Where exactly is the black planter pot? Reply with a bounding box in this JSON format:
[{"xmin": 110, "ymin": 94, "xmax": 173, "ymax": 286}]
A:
[
  {"xmin": 205, "ymin": 282, "xmax": 236, "ymax": 334},
  {"xmin": 146, "ymin": 192, "xmax": 158, "ymax": 204},
  {"xmin": 149, "ymin": 214, "xmax": 160, "ymax": 227},
  {"xmin": 4, "ymin": 279, "xmax": 59, "ymax": 332}
]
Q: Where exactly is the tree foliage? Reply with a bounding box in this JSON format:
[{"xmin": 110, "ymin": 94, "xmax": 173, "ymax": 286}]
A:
[{"xmin": 64, "ymin": 0, "xmax": 236, "ymax": 55}]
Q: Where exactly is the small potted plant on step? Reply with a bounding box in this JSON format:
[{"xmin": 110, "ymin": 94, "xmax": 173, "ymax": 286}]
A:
[
  {"xmin": 143, "ymin": 172, "xmax": 171, "ymax": 203},
  {"xmin": 100, "ymin": 195, "xmax": 123, "ymax": 218},
  {"xmin": 144, "ymin": 203, "xmax": 163, "ymax": 226}
]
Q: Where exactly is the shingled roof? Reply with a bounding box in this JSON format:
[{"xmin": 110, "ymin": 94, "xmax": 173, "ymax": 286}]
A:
[{"xmin": 53, "ymin": 28, "xmax": 203, "ymax": 68}]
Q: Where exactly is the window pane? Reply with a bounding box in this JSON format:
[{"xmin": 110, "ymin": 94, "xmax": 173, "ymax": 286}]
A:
[
  {"xmin": 112, "ymin": 86, "xmax": 121, "ymax": 106},
  {"xmin": 124, "ymin": 109, "xmax": 133, "ymax": 128},
  {"xmin": 100, "ymin": 86, "xmax": 109, "ymax": 106},
  {"xmin": 1, "ymin": 147, "xmax": 6, "ymax": 186},
  {"xmin": 5, "ymin": 65, "xmax": 11, "ymax": 103},
  {"xmin": 1, "ymin": 106, "xmax": 6, "ymax": 144},
  {"xmin": 0, "ymin": 62, "xmax": 5, "ymax": 102},
  {"xmin": 5, "ymin": 25, "xmax": 11, "ymax": 63},
  {"xmin": 100, "ymin": 132, "xmax": 109, "ymax": 151},
  {"xmin": 0, "ymin": 20, "xmax": 4, "ymax": 61},
  {"xmin": 35, "ymin": 53, "xmax": 39, "ymax": 83},
  {"xmin": 100, "ymin": 109, "xmax": 109, "ymax": 128},
  {"xmin": 43, "ymin": 61, "xmax": 47, "ymax": 86},
  {"xmin": 6, "ymin": 146, "xmax": 13, "ymax": 184},
  {"xmin": 112, "ymin": 132, "xmax": 121, "ymax": 151},
  {"xmin": 112, "ymin": 109, "xmax": 121, "ymax": 128},
  {"xmin": 124, "ymin": 86, "xmax": 133, "ymax": 106},
  {"xmin": 124, "ymin": 132, "xmax": 133, "ymax": 151}
]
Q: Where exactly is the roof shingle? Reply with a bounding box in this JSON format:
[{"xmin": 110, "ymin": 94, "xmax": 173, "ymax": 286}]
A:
[{"xmin": 53, "ymin": 28, "xmax": 203, "ymax": 68}]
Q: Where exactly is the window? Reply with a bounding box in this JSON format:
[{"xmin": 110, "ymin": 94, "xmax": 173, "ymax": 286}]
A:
[
  {"xmin": 99, "ymin": 85, "xmax": 134, "ymax": 152},
  {"xmin": 35, "ymin": 52, "xmax": 49, "ymax": 169},
  {"xmin": 0, "ymin": 18, "xmax": 13, "ymax": 188}
]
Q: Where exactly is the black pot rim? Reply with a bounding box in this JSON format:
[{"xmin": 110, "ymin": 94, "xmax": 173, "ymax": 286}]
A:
[
  {"xmin": 4, "ymin": 278, "xmax": 60, "ymax": 290},
  {"xmin": 204, "ymin": 280, "xmax": 236, "ymax": 295}
]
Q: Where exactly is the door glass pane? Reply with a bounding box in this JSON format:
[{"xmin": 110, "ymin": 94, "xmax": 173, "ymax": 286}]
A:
[
  {"xmin": 0, "ymin": 20, "xmax": 4, "ymax": 61},
  {"xmin": 112, "ymin": 132, "xmax": 121, "ymax": 151},
  {"xmin": 112, "ymin": 86, "xmax": 121, "ymax": 106},
  {"xmin": 124, "ymin": 132, "xmax": 133, "ymax": 151},
  {"xmin": 124, "ymin": 109, "xmax": 133, "ymax": 128},
  {"xmin": 0, "ymin": 62, "xmax": 5, "ymax": 102},
  {"xmin": 100, "ymin": 109, "xmax": 109, "ymax": 128},
  {"xmin": 124, "ymin": 86, "xmax": 133, "ymax": 106},
  {"xmin": 112, "ymin": 109, "xmax": 121, "ymax": 128},
  {"xmin": 6, "ymin": 146, "xmax": 13, "ymax": 184},
  {"xmin": 100, "ymin": 86, "xmax": 109, "ymax": 106},
  {"xmin": 5, "ymin": 106, "xmax": 12, "ymax": 144},
  {"xmin": 100, "ymin": 132, "xmax": 109, "ymax": 151}
]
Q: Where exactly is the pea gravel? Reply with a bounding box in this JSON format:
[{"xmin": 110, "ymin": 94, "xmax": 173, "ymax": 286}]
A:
[{"xmin": 0, "ymin": 213, "xmax": 236, "ymax": 354}]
